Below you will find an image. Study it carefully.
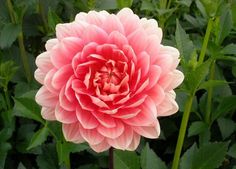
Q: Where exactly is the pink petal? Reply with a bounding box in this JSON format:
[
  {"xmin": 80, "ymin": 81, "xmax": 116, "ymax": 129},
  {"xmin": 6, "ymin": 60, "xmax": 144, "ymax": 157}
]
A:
[
  {"xmin": 55, "ymin": 104, "xmax": 77, "ymax": 124},
  {"xmin": 127, "ymin": 132, "xmax": 140, "ymax": 151},
  {"xmin": 35, "ymin": 86, "xmax": 58, "ymax": 107},
  {"xmin": 137, "ymin": 52, "xmax": 150, "ymax": 78},
  {"xmin": 127, "ymin": 28, "xmax": 147, "ymax": 54},
  {"xmin": 107, "ymin": 125, "xmax": 133, "ymax": 150},
  {"xmin": 112, "ymin": 108, "xmax": 141, "ymax": 119},
  {"xmin": 140, "ymin": 18, "xmax": 162, "ymax": 38},
  {"xmin": 148, "ymin": 84, "xmax": 165, "ymax": 105},
  {"xmin": 44, "ymin": 69, "xmax": 59, "ymax": 94},
  {"xmin": 35, "ymin": 52, "xmax": 53, "ymax": 72},
  {"xmin": 41, "ymin": 107, "xmax": 56, "ymax": 120},
  {"xmin": 146, "ymin": 35, "xmax": 162, "ymax": 64},
  {"xmin": 63, "ymin": 123, "xmax": 85, "ymax": 143},
  {"xmin": 52, "ymin": 64, "xmax": 73, "ymax": 89},
  {"xmin": 108, "ymin": 31, "xmax": 128, "ymax": 49},
  {"xmin": 79, "ymin": 127, "xmax": 104, "ymax": 145},
  {"xmin": 50, "ymin": 44, "xmax": 71, "ymax": 68},
  {"xmin": 132, "ymin": 121, "xmax": 160, "ymax": 138},
  {"xmin": 156, "ymin": 54, "xmax": 173, "ymax": 75},
  {"xmin": 142, "ymin": 96, "xmax": 158, "ymax": 118},
  {"xmin": 157, "ymin": 91, "xmax": 179, "ymax": 116},
  {"xmin": 45, "ymin": 38, "xmax": 59, "ymax": 51},
  {"xmin": 97, "ymin": 120, "xmax": 124, "ymax": 139},
  {"xmin": 92, "ymin": 111, "xmax": 116, "ymax": 128},
  {"xmin": 82, "ymin": 25, "xmax": 108, "ymax": 44},
  {"xmin": 90, "ymin": 96, "xmax": 109, "ymax": 108},
  {"xmin": 76, "ymin": 106, "xmax": 99, "ymax": 129},
  {"xmin": 102, "ymin": 14, "xmax": 125, "ymax": 34},
  {"xmin": 76, "ymin": 94, "xmax": 96, "ymax": 111},
  {"xmin": 165, "ymin": 70, "xmax": 184, "ymax": 91},
  {"xmin": 146, "ymin": 65, "xmax": 162, "ymax": 90},
  {"xmin": 125, "ymin": 95, "xmax": 147, "ymax": 108},
  {"xmin": 34, "ymin": 68, "xmax": 45, "ymax": 84},
  {"xmin": 90, "ymin": 139, "xmax": 110, "ymax": 153},
  {"xmin": 59, "ymin": 86, "xmax": 76, "ymax": 111},
  {"xmin": 85, "ymin": 11, "xmax": 106, "ymax": 26}
]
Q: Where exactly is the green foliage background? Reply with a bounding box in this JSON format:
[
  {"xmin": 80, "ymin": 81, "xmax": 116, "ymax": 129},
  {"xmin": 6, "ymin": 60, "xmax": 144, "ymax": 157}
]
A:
[{"xmin": 0, "ymin": 0, "xmax": 236, "ymax": 169}]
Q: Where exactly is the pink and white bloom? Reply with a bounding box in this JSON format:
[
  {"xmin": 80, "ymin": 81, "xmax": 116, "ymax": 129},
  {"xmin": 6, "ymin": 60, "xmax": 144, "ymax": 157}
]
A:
[{"xmin": 35, "ymin": 8, "xmax": 184, "ymax": 152}]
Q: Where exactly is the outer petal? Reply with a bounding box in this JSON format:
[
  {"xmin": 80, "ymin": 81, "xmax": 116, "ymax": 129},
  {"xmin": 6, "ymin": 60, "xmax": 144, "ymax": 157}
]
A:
[
  {"xmin": 45, "ymin": 38, "xmax": 59, "ymax": 51},
  {"xmin": 79, "ymin": 127, "xmax": 104, "ymax": 145},
  {"xmin": 34, "ymin": 68, "xmax": 45, "ymax": 84},
  {"xmin": 35, "ymin": 86, "xmax": 58, "ymax": 107},
  {"xmin": 63, "ymin": 123, "xmax": 85, "ymax": 143},
  {"xmin": 97, "ymin": 120, "xmax": 124, "ymax": 139},
  {"xmin": 126, "ymin": 132, "xmax": 141, "ymax": 151},
  {"xmin": 35, "ymin": 52, "xmax": 53, "ymax": 72},
  {"xmin": 41, "ymin": 107, "xmax": 56, "ymax": 120},
  {"xmin": 90, "ymin": 140, "xmax": 110, "ymax": 152},
  {"xmin": 55, "ymin": 104, "xmax": 77, "ymax": 124},
  {"xmin": 132, "ymin": 121, "xmax": 160, "ymax": 139},
  {"xmin": 82, "ymin": 25, "xmax": 108, "ymax": 44}
]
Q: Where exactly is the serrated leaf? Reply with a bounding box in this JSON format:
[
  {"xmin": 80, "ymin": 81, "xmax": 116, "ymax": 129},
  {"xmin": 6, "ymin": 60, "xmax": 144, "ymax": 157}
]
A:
[
  {"xmin": 114, "ymin": 150, "xmax": 140, "ymax": 169},
  {"xmin": 227, "ymin": 144, "xmax": 236, "ymax": 159},
  {"xmin": 198, "ymin": 80, "xmax": 228, "ymax": 90},
  {"xmin": 13, "ymin": 95, "xmax": 44, "ymax": 123},
  {"xmin": 0, "ymin": 23, "xmax": 21, "ymax": 48},
  {"xmin": 212, "ymin": 95, "xmax": 236, "ymax": 121},
  {"xmin": 217, "ymin": 118, "xmax": 236, "ymax": 140},
  {"xmin": 27, "ymin": 126, "xmax": 49, "ymax": 150},
  {"xmin": 192, "ymin": 142, "xmax": 229, "ymax": 169},
  {"xmin": 47, "ymin": 9, "xmax": 62, "ymax": 32},
  {"xmin": 185, "ymin": 59, "xmax": 212, "ymax": 94},
  {"xmin": 188, "ymin": 121, "xmax": 208, "ymax": 137},
  {"xmin": 180, "ymin": 143, "xmax": 197, "ymax": 169},
  {"xmin": 175, "ymin": 20, "xmax": 194, "ymax": 62},
  {"xmin": 141, "ymin": 143, "xmax": 167, "ymax": 169}
]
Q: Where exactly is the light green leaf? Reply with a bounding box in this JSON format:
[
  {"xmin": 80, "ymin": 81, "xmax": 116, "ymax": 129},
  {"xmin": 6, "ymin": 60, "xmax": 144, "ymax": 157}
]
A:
[
  {"xmin": 117, "ymin": 0, "xmax": 133, "ymax": 8},
  {"xmin": 27, "ymin": 126, "xmax": 49, "ymax": 150},
  {"xmin": 48, "ymin": 8, "xmax": 62, "ymax": 32},
  {"xmin": 114, "ymin": 150, "xmax": 140, "ymax": 169},
  {"xmin": 175, "ymin": 20, "xmax": 195, "ymax": 62},
  {"xmin": 95, "ymin": 0, "xmax": 118, "ymax": 10},
  {"xmin": 188, "ymin": 121, "xmax": 208, "ymax": 137},
  {"xmin": 192, "ymin": 142, "xmax": 229, "ymax": 169},
  {"xmin": 227, "ymin": 144, "xmax": 236, "ymax": 159},
  {"xmin": 198, "ymin": 80, "xmax": 228, "ymax": 90},
  {"xmin": 180, "ymin": 143, "xmax": 197, "ymax": 169},
  {"xmin": 177, "ymin": 0, "xmax": 193, "ymax": 7},
  {"xmin": 217, "ymin": 118, "xmax": 236, "ymax": 140},
  {"xmin": 141, "ymin": 143, "xmax": 167, "ymax": 169},
  {"xmin": 0, "ymin": 23, "xmax": 21, "ymax": 48},
  {"xmin": 140, "ymin": 0, "xmax": 155, "ymax": 11}
]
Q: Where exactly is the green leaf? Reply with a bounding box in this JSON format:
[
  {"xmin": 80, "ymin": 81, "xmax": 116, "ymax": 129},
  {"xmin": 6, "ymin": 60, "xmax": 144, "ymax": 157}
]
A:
[
  {"xmin": 36, "ymin": 144, "xmax": 58, "ymax": 169},
  {"xmin": 212, "ymin": 95, "xmax": 236, "ymax": 121},
  {"xmin": 175, "ymin": 20, "xmax": 195, "ymax": 62},
  {"xmin": 17, "ymin": 162, "xmax": 27, "ymax": 169},
  {"xmin": 95, "ymin": 0, "xmax": 118, "ymax": 10},
  {"xmin": 177, "ymin": 0, "xmax": 193, "ymax": 7},
  {"xmin": 221, "ymin": 44, "xmax": 236, "ymax": 55},
  {"xmin": 0, "ymin": 23, "xmax": 21, "ymax": 48},
  {"xmin": 227, "ymin": 144, "xmax": 236, "ymax": 159},
  {"xmin": 0, "ymin": 142, "xmax": 11, "ymax": 169},
  {"xmin": 192, "ymin": 142, "xmax": 229, "ymax": 169},
  {"xmin": 185, "ymin": 59, "xmax": 212, "ymax": 94},
  {"xmin": 140, "ymin": 0, "xmax": 155, "ymax": 11},
  {"xmin": 188, "ymin": 121, "xmax": 208, "ymax": 137},
  {"xmin": 47, "ymin": 9, "xmax": 62, "ymax": 33},
  {"xmin": 180, "ymin": 144, "xmax": 197, "ymax": 169},
  {"xmin": 200, "ymin": 0, "xmax": 221, "ymax": 17},
  {"xmin": 27, "ymin": 126, "xmax": 49, "ymax": 150},
  {"xmin": 13, "ymin": 91, "xmax": 44, "ymax": 123},
  {"xmin": 78, "ymin": 164, "xmax": 100, "ymax": 169},
  {"xmin": 117, "ymin": 0, "xmax": 133, "ymax": 8},
  {"xmin": 215, "ymin": 7, "xmax": 233, "ymax": 45},
  {"xmin": 141, "ymin": 143, "xmax": 167, "ymax": 169},
  {"xmin": 198, "ymin": 80, "xmax": 228, "ymax": 90},
  {"xmin": 114, "ymin": 150, "xmax": 140, "ymax": 169},
  {"xmin": 217, "ymin": 118, "xmax": 236, "ymax": 140}
]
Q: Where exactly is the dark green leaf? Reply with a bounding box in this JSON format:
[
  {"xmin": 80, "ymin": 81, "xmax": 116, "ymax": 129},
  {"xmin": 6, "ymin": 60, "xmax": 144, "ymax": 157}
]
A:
[
  {"xmin": 180, "ymin": 144, "xmax": 197, "ymax": 169},
  {"xmin": 48, "ymin": 9, "xmax": 62, "ymax": 32},
  {"xmin": 95, "ymin": 0, "xmax": 118, "ymax": 10},
  {"xmin": 78, "ymin": 164, "xmax": 100, "ymax": 169},
  {"xmin": 117, "ymin": 0, "xmax": 133, "ymax": 8},
  {"xmin": 0, "ymin": 23, "xmax": 21, "ymax": 48},
  {"xmin": 217, "ymin": 118, "xmax": 236, "ymax": 140},
  {"xmin": 227, "ymin": 144, "xmax": 236, "ymax": 159},
  {"xmin": 213, "ymin": 95, "xmax": 236, "ymax": 120},
  {"xmin": 177, "ymin": 0, "xmax": 193, "ymax": 7},
  {"xmin": 17, "ymin": 162, "xmax": 27, "ymax": 169},
  {"xmin": 188, "ymin": 121, "xmax": 208, "ymax": 137},
  {"xmin": 140, "ymin": 0, "xmax": 155, "ymax": 11},
  {"xmin": 221, "ymin": 44, "xmax": 236, "ymax": 55},
  {"xmin": 114, "ymin": 150, "xmax": 140, "ymax": 169},
  {"xmin": 0, "ymin": 142, "xmax": 11, "ymax": 169},
  {"xmin": 192, "ymin": 142, "xmax": 229, "ymax": 169},
  {"xmin": 175, "ymin": 20, "xmax": 194, "ymax": 62},
  {"xmin": 198, "ymin": 80, "xmax": 228, "ymax": 90},
  {"xmin": 27, "ymin": 126, "xmax": 49, "ymax": 150},
  {"xmin": 141, "ymin": 143, "xmax": 167, "ymax": 169}
]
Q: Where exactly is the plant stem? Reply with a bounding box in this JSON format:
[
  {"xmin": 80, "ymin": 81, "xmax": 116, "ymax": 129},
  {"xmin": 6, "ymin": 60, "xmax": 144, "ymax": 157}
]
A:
[
  {"xmin": 171, "ymin": 95, "xmax": 194, "ymax": 169},
  {"xmin": 167, "ymin": 0, "xmax": 172, "ymax": 9},
  {"xmin": 64, "ymin": 152, "xmax": 71, "ymax": 169},
  {"xmin": 205, "ymin": 60, "xmax": 215, "ymax": 124},
  {"xmin": 109, "ymin": 147, "xmax": 114, "ymax": 169},
  {"xmin": 198, "ymin": 18, "xmax": 214, "ymax": 64},
  {"xmin": 6, "ymin": 0, "xmax": 32, "ymax": 82}
]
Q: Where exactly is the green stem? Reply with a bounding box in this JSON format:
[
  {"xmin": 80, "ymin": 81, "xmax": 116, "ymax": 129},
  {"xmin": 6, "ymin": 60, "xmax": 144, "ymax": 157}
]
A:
[
  {"xmin": 205, "ymin": 60, "xmax": 215, "ymax": 124},
  {"xmin": 38, "ymin": 1, "xmax": 48, "ymax": 33},
  {"xmin": 171, "ymin": 95, "xmax": 194, "ymax": 169},
  {"xmin": 6, "ymin": 0, "xmax": 32, "ymax": 83},
  {"xmin": 167, "ymin": 0, "xmax": 172, "ymax": 9},
  {"xmin": 198, "ymin": 18, "xmax": 214, "ymax": 64}
]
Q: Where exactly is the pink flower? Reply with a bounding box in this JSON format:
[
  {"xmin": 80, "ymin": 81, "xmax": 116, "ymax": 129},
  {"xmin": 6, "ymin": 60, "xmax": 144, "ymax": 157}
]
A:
[{"xmin": 35, "ymin": 8, "xmax": 184, "ymax": 152}]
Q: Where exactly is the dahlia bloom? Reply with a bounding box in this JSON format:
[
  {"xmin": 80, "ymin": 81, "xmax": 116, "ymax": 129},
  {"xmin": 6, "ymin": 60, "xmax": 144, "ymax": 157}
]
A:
[{"xmin": 35, "ymin": 8, "xmax": 184, "ymax": 152}]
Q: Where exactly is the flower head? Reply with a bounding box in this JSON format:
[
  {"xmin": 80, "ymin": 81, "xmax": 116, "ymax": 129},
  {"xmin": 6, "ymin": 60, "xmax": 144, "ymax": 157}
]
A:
[{"xmin": 35, "ymin": 8, "xmax": 184, "ymax": 152}]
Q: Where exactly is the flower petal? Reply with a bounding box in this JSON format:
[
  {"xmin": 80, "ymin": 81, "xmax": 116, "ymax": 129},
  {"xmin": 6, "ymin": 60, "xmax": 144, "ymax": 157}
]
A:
[
  {"xmin": 132, "ymin": 121, "xmax": 160, "ymax": 139},
  {"xmin": 63, "ymin": 123, "xmax": 85, "ymax": 143},
  {"xmin": 79, "ymin": 127, "xmax": 104, "ymax": 145},
  {"xmin": 127, "ymin": 132, "xmax": 140, "ymax": 151},
  {"xmin": 90, "ymin": 139, "xmax": 110, "ymax": 152},
  {"xmin": 82, "ymin": 25, "xmax": 108, "ymax": 44},
  {"xmin": 55, "ymin": 104, "xmax": 77, "ymax": 124},
  {"xmin": 97, "ymin": 120, "xmax": 124, "ymax": 139},
  {"xmin": 41, "ymin": 107, "xmax": 56, "ymax": 120},
  {"xmin": 35, "ymin": 86, "xmax": 58, "ymax": 107}
]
